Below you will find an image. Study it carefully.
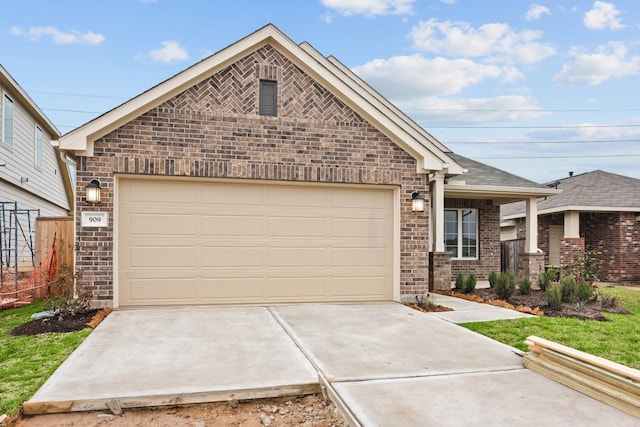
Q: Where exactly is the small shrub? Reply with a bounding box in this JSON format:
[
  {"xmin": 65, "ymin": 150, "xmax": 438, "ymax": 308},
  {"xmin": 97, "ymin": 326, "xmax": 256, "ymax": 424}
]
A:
[
  {"xmin": 576, "ymin": 280, "xmax": 595, "ymax": 302},
  {"xmin": 538, "ymin": 266, "xmax": 558, "ymax": 291},
  {"xmin": 601, "ymin": 294, "xmax": 617, "ymax": 308},
  {"xmin": 546, "ymin": 283, "xmax": 563, "ymax": 308},
  {"xmin": 488, "ymin": 271, "xmax": 499, "ymax": 288},
  {"xmin": 576, "ymin": 299, "xmax": 587, "ymax": 311},
  {"xmin": 567, "ymin": 250, "xmax": 600, "ymax": 283},
  {"xmin": 462, "ymin": 273, "xmax": 477, "ymax": 294},
  {"xmin": 45, "ymin": 268, "xmax": 93, "ymax": 317},
  {"xmin": 455, "ymin": 272, "xmax": 465, "ymax": 290},
  {"xmin": 494, "ymin": 271, "xmax": 516, "ymax": 300},
  {"xmin": 519, "ymin": 277, "xmax": 532, "ymax": 295},
  {"xmin": 560, "ymin": 274, "xmax": 578, "ymax": 303}
]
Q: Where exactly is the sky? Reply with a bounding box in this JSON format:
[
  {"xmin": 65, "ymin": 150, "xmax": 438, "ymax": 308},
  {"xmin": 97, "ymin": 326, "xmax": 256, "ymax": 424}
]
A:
[{"xmin": 2, "ymin": 0, "xmax": 640, "ymax": 184}]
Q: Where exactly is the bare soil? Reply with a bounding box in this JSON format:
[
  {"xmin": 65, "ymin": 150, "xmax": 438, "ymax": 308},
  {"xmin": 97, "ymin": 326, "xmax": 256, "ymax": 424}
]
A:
[{"xmin": 10, "ymin": 395, "xmax": 347, "ymax": 427}]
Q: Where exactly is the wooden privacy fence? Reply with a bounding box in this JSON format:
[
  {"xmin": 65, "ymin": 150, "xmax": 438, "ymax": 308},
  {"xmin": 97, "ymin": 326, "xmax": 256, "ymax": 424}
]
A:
[
  {"xmin": 501, "ymin": 238, "xmax": 524, "ymax": 273},
  {"xmin": 34, "ymin": 217, "xmax": 74, "ymax": 292}
]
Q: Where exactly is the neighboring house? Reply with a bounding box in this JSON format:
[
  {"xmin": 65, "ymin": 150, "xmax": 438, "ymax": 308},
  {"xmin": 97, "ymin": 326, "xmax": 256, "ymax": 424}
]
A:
[
  {"xmin": 501, "ymin": 170, "xmax": 640, "ymax": 284},
  {"xmin": 0, "ymin": 64, "xmax": 74, "ymax": 270},
  {"xmin": 59, "ymin": 25, "xmax": 557, "ymax": 308}
]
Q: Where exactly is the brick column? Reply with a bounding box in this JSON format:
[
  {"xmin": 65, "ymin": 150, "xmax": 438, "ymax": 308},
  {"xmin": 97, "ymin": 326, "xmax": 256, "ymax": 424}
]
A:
[
  {"xmin": 429, "ymin": 251, "xmax": 452, "ymax": 291},
  {"xmin": 560, "ymin": 237, "xmax": 585, "ymax": 274},
  {"xmin": 518, "ymin": 253, "xmax": 545, "ymax": 285}
]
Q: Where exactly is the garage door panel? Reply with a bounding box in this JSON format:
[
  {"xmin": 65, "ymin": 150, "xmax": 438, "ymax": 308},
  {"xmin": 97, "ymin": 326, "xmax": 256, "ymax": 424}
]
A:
[
  {"xmin": 269, "ymin": 247, "xmax": 327, "ymax": 267},
  {"xmin": 201, "ymin": 215, "xmax": 263, "ymax": 236},
  {"xmin": 332, "ymin": 247, "xmax": 387, "ymax": 267},
  {"xmin": 268, "ymin": 216, "xmax": 326, "ymax": 237},
  {"xmin": 130, "ymin": 213, "xmax": 197, "ymax": 236},
  {"xmin": 129, "ymin": 278, "xmax": 197, "ymax": 301},
  {"xmin": 129, "ymin": 246, "xmax": 197, "ymax": 268},
  {"xmin": 268, "ymin": 186, "xmax": 327, "ymax": 207},
  {"xmin": 331, "ymin": 276, "xmax": 387, "ymax": 297},
  {"xmin": 128, "ymin": 180, "xmax": 197, "ymax": 204},
  {"xmin": 201, "ymin": 278, "xmax": 263, "ymax": 299},
  {"xmin": 331, "ymin": 189, "xmax": 387, "ymax": 209},
  {"xmin": 201, "ymin": 247, "xmax": 263, "ymax": 267},
  {"xmin": 118, "ymin": 179, "xmax": 394, "ymax": 306},
  {"xmin": 201, "ymin": 183, "xmax": 264, "ymax": 205},
  {"xmin": 331, "ymin": 218, "xmax": 386, "ymax": 238},
  {"xmin": 267, "ymin": 277, "xmax": 327, "ymax": 297}
]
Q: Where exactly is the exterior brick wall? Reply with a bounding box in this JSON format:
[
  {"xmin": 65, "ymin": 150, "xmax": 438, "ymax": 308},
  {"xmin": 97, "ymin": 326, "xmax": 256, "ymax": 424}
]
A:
[
  {"xmin": 582, "ymin": 212, "xmax": 640, "ymax": 284},
  {"xmin": 75, "ymin": 45, "xmax": 432, "ymax": 305},
  {"xmin": 446, "ymin": 198, "xmax": 500, "ymax": 282}
]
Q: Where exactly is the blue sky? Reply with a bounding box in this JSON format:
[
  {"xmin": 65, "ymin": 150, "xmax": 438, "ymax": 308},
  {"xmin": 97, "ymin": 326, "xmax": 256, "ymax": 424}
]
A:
[{"xmin": 2, "ymin": 0, "xmax": 639, "ymax": 183}]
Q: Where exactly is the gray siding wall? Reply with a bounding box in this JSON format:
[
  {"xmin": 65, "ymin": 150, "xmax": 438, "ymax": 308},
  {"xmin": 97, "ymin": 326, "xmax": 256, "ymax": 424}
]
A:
[{"xmin": 0, "ymin": 83, "xmax": 70, "ymax": 212}]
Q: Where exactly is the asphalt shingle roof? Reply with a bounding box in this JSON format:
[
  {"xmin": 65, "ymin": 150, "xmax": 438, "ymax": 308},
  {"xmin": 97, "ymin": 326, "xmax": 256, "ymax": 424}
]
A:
[
  {"xmin": 501, "ymin": 170, "xmax": 640, "ymax": 218},
  {"xmin": 447, "ymin": 153, "xmax": 547, "ymax": 189}
]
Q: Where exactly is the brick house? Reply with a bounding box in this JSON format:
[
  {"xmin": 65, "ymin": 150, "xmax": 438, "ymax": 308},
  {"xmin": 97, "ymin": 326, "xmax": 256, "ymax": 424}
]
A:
[
  {"xmin": 59, "ymin": 25, "xmax": 557, "ymax": 308},
  {"xmin": 501, "ymin": 170, "xmax": 640, "ymax": 284}
]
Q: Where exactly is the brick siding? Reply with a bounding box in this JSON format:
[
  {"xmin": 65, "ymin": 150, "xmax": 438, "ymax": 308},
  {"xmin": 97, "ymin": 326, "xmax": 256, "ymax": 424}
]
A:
[{"xmin": 75, "ymin": 45, "xmax": 432, "ymax": 304}]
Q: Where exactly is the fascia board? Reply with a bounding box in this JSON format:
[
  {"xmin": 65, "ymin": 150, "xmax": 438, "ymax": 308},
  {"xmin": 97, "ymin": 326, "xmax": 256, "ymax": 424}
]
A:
[
  {"xmin": 505, "ymin": 205, "xmax": 640, "ymax": 220},
  {"xmin": 445, "ymin": 184, "xmax": 561, "ymax": 199}
]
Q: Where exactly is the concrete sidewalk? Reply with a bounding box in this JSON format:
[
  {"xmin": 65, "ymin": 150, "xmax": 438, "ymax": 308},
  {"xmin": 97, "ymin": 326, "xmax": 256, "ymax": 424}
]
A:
[{"xmin": 25, "ymin": 301, "xmax": 640, "ymax": 426}]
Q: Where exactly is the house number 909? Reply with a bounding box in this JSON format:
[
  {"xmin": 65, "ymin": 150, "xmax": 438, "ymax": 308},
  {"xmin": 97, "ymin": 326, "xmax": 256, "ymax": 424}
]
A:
[{"xmin": 81, "ymin": 212, "xmax": 108, "ymax": 228}]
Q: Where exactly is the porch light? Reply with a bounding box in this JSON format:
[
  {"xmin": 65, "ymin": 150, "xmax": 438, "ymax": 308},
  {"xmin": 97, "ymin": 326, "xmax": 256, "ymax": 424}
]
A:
[
  {"xmin": 411, "ymin": 191, "xmax": 425, "ymax": 212},
  {"xmin": 85, "ymin": 179, "xmax": 102, "ymax": 204}
]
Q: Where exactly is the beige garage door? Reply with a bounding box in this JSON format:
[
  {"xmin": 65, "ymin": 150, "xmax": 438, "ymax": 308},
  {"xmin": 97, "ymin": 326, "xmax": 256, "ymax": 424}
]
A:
[{"xmin": 117, "ymin": 178, "xmax": 395, "ymax": 306}]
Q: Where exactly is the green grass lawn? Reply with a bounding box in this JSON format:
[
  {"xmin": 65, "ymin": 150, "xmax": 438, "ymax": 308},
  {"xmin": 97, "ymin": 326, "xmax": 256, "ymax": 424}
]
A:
[
  {"xmin": 0, "ymin": 300, "xmax": 92, "ymax": 416},
  {"xmin": 463, "ymin": 286, "xmax": 640, "ymax": 369}
]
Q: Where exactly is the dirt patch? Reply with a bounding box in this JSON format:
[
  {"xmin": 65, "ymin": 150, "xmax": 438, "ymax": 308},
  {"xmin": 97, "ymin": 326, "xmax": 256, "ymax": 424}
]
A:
[
  {"xmin": 10, "ymin": 394, "xmax": 346, "ymax": 427},
  {"xmin": 463, "ymin": 288, "xmax": 630, "ymax": 321}
]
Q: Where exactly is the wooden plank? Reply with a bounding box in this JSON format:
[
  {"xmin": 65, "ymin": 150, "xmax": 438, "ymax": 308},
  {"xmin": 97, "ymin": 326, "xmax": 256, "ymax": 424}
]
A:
[
  {"xmin": 23, "ymin": 382, "xmax": 321, "ymax": 415},
  {"xmin": 524, "ymin": 355, "xmax": 640, "ymax": 419},
  {"xmin": 539, "ymin": 349, "xmax": 640, "ymax": 398},
  {"xmin": 525, "ymin": 335, "xmax": 640, "ymax": 383}
]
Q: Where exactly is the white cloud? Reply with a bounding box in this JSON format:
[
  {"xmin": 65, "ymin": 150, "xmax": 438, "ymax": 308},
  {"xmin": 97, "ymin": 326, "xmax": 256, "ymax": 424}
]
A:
[
  {"xmin": 148, "ymin": 41, "xmax": 190, "ymax": 63},
  {"xmin": 439, "ymin": 0, "xmax": 456, "ymax": 4},
  {"xmin": 353, "ymin": 54, "xmax": 517, "ymax": 98},
  {"xmin": 584, "ymin": 1, "xmax": 625, "ymax": 30},
  {"xmin": 553, "ymin": 42, "xmax": 640, "ymax": 85},
  {"xmin": 10, "ymin": 26, "xmax": 104, "ymax": 45},
  {"xmin": 321, "ymin": 0, "xmax": 414, "ymax": 16},
  {"xmin": 409, "ymin": 19, "xmax": 556, "ymax": 64},
  {"xmin": 397, "ymin": 95, "xmax": 549, "ymax": 125},
  {"xmin": 526, "ymin": 4, "xmax": 550, "ymax": 21}
]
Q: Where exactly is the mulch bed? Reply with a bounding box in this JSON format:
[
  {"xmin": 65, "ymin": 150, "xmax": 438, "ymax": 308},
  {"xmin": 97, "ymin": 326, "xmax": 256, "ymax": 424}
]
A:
[
  {"xmin": 471, "ymin": 288, "xmax": 630, "ymax": 321},
  {"xmin": 11, "ymin": 310, "xmax": 98, "ymax": 336}
]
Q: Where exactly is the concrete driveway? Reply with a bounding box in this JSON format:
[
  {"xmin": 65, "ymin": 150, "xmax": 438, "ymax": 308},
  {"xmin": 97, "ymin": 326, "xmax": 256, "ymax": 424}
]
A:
[{"xmin": 25, "ymin": 299, "xmax": 639, "ymax": 426}]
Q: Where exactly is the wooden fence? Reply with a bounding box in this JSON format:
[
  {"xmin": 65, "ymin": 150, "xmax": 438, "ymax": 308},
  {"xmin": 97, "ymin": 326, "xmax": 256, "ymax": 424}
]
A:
[
  {"xmin": 34, "ymin": 216, "xmax": 74, "ymax": 278},
  {"xmin": 501, "ymin": 238, "xmax": 524, "ymax": 273}
]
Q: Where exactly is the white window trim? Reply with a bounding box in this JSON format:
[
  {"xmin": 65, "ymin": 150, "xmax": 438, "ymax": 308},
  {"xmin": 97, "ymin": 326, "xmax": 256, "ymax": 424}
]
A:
[
  {"xmin": 34, "ymin": 125, "xmax": 43, "ymax": 169},
  {"xmin": 446, "ymin": 208, "xmax": 479, "ymax": 260},
  {"xmin": 3, "ymin": 93, "xmax": 14, "ymax": 147}
]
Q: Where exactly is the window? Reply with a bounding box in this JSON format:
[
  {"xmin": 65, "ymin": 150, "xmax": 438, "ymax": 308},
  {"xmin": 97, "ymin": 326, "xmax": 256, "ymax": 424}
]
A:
[
  {"xmin": 445, "ymin": 209, "xmax": 478, "ymax": 259},
  {"xmin": 34, "ymin": 125, "xmax": 43, "ymax": 168},
  {"xmin": 3, "ymin": 94, "xmax": 14, "ymax": 146},
  {"xmin": 259, "ymin": 80, "xmax": 277, "ymax": 116}
]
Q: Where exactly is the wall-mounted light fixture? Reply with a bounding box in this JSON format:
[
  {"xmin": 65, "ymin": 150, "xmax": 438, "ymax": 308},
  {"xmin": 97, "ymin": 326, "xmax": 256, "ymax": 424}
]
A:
[
  {"xmin": 85, "ymin": 179, "xmax": 102, "ymax": 203},
  {"xmin": 411, "ymin": 191, "xmax": 425, "ymax": 212}
]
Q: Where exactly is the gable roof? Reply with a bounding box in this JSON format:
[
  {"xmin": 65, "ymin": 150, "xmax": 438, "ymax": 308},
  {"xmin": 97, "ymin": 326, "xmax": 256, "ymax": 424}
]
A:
[
  {"xmin": 58, "ymin": 24, "xmax": 464, "ymax": 175},
  {"xmin": 502, "ymin": 170, "xmax": 640, "ymax": 219},
  {"xmin": 444, "ymin": 153, "xmax": 560, "ymax": 204}
]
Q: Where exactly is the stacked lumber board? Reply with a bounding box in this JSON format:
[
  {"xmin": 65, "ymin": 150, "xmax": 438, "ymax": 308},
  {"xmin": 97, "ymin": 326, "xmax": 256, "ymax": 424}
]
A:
[{"xmin": 523, "ymin": 336, "xmax": 640, "ymax": 419}]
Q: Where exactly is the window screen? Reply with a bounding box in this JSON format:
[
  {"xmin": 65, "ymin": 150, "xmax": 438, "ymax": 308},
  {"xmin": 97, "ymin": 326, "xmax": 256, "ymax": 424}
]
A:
[{"xmin": 259, "ymin": 80, "xmax": 277, "ymax": 116}]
